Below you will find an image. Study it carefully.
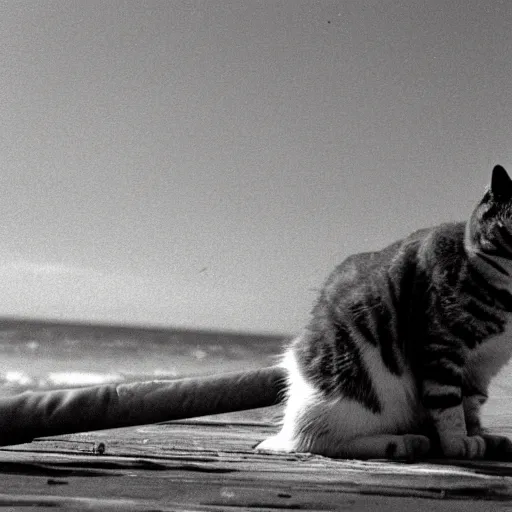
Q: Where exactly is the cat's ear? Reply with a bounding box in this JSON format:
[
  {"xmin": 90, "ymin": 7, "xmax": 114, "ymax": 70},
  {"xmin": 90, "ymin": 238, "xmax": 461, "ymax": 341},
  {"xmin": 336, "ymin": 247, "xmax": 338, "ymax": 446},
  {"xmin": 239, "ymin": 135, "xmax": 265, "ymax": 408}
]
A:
[{"xmin": 491, "ymin": 165, "xmax": 512, "ymax": 200}]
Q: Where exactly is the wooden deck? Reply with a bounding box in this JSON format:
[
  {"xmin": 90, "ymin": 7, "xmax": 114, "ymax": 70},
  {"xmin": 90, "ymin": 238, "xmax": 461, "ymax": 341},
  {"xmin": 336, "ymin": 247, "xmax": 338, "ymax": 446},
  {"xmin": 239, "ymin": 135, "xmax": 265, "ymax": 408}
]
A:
[
  {"xmin": 2, "ymin": 401, "xmax": 512, "ymax": 511},
  {"xmin": 1, "ymin": 321, "xmax": 512, "ymax": 510}
]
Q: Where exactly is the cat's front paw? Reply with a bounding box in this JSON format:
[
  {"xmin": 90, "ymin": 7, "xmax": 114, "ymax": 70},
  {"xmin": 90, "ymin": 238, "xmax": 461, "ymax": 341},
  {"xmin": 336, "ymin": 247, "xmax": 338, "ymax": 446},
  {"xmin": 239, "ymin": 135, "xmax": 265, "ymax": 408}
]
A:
[{"xmin": 440, "ymin": 435, "xmax": 486, "ymax": 459}]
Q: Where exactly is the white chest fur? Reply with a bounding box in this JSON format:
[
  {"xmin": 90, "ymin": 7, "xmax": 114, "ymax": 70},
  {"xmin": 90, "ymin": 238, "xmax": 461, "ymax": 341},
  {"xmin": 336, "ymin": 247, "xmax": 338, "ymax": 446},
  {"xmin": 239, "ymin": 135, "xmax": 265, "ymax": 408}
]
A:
[{"xmin": 465, "ymin": 317, "xmax": 512, "ymax": 388}]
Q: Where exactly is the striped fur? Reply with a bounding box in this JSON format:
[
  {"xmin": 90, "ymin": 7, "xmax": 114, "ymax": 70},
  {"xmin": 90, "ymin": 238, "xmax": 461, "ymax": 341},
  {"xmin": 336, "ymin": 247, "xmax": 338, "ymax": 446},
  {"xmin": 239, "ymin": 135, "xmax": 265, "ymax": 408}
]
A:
[{"xmin": 257, "ymin": 165, "xmax": 512, "ymax": 460}]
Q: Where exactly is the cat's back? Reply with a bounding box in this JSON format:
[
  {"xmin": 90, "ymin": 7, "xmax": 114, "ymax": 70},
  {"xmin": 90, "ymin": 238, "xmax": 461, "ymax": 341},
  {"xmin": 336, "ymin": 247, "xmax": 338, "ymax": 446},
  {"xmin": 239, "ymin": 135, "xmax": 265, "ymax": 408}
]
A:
[
  {"xmin": 318, "ymin": 223, "xmax": 465, "ymax": 308},
  {"xmin": 298, "ymin": 221, "xmax": 468, "ymax": 382}
]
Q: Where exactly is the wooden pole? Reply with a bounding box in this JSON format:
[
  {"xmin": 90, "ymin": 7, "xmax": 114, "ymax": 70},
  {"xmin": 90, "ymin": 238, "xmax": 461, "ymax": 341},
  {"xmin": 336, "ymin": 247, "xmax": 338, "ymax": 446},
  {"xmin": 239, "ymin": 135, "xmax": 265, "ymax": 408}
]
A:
[{"xmin": 0, "ymin": 366, "xmax": 286, "ymax": 446}]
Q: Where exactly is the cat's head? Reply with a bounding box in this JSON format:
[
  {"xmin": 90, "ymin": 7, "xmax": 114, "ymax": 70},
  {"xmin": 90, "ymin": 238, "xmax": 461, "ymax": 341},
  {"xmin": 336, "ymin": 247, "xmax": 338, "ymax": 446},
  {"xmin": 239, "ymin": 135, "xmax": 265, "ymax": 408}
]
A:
[{"xmin": 465, "ymin": 165, "xmax": 512, "ymax": 276}]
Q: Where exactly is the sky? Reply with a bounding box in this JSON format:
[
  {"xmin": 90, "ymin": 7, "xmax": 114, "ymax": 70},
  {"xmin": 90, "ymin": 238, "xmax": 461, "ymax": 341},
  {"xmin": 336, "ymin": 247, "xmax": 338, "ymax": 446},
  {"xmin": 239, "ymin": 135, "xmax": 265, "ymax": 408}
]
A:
[{"xmin": 1, "ymin": 1, "xmax": 512, "ymax": 335}]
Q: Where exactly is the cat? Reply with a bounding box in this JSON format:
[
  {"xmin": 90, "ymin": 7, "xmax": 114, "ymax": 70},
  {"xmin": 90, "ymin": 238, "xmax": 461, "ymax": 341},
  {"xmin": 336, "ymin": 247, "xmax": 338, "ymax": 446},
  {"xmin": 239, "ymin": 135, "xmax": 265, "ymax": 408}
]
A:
[{"xmin": 257, "ymin": 165, "xmax": 512, "ymax": 460}]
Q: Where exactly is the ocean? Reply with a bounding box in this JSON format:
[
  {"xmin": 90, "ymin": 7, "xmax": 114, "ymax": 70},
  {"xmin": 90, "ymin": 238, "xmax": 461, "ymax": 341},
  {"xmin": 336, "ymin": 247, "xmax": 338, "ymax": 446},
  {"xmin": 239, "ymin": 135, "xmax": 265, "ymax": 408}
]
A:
[
  {"xmin": 0, "ymin": 318, "xmax": 287, "ymax": 395},
  {"xmin": 0, "ymin": 318, "xmax": 510, "ymax": 433}
]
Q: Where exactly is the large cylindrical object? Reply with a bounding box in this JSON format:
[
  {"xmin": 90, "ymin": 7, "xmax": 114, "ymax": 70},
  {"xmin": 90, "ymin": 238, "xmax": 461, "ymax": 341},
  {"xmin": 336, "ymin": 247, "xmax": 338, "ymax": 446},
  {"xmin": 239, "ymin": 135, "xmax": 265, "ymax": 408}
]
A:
[{"xmin": 0, "ymin": 365, "xmax": 286, "ymax": 446}]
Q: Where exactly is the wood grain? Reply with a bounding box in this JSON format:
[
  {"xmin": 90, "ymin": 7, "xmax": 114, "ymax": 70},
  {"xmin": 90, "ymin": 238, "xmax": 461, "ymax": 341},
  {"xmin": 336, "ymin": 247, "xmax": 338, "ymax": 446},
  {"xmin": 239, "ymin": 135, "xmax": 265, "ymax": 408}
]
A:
[
  {"xmin": 0, "ymin": 399, "xmax": 512, "ymax": 511},
  {"xmin": 1, "ymin": 321, "xmax": 512, "ymax": 510}
]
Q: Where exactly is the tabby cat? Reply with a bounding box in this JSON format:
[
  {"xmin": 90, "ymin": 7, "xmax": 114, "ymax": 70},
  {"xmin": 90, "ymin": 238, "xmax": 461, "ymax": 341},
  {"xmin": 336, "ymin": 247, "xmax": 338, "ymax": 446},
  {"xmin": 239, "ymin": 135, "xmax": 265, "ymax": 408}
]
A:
[{"xmin": 257, "ymin": 165, "xmax": 512, "ymax": 460}]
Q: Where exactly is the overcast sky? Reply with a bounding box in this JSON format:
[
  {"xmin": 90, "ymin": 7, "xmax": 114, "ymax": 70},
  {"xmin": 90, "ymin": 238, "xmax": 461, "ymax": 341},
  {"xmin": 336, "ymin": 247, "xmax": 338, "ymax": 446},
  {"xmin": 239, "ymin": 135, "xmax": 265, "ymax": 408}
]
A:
[{"xmin": 1, "ymin": 1, "xmax": 511, "ymax": 334}]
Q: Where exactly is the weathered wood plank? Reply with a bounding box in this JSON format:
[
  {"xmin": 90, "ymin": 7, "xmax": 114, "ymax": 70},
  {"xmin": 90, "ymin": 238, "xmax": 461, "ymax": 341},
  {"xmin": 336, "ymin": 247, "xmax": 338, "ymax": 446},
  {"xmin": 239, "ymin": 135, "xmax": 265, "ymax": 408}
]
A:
[
  {"xmin": 1, "ymin": 321, "xmax": 512, "ymax": 510},
  {"xmin": 0, "ymin": 490, "xmax": 505, "ymax": 512},
  {"xmin": 2, "ymin": 408, "xmax": 512, "ymax": 511},
  {"xmin": 0, "ymin": 452, "xmax": 510, "ymax": 512}
]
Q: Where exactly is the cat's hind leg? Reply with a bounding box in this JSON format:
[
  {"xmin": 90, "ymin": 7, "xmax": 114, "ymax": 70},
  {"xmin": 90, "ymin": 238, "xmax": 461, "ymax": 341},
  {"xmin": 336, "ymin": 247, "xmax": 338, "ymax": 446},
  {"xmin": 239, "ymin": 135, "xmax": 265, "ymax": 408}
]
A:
[
  {"xmin": 256, "ymin": 348, "xmax": 430, "ymax": 460},
  {"xmin": 257, "ymin": 432, "xmax": 430, "ymax": 461},
  {"xmin": 329, "ymin": 434, "xmax": 430, "ymax": 460},
  {"xmin": 255, "ymin": 386, "xmax": 431, "ymax": 460}
]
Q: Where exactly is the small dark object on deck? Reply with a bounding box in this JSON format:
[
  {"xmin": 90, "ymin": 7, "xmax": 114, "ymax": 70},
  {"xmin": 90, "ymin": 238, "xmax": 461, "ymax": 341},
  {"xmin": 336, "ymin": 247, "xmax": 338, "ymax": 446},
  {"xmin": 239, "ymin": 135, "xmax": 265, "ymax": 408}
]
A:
[
  {"xmin": 94, "ymin": 442, "xmax": 106, "ymax": 455},
  {"xmin": 46, "ymin": 479, "xmax": 68, "ymax": 486}
]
